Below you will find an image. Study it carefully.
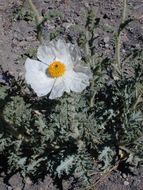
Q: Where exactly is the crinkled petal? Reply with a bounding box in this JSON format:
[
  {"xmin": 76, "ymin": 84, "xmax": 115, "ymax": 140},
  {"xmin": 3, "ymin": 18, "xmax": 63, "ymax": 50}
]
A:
[
  {"xmin": 64, "ymin": 70, "xmax": 91, "ymax": 93},
  {"xmin": 54, "ymin": 40, "xmax": 81, "ymax": 67},
  {"xmin": 25, "ymin": 58, "xmax": 55, "ymax": 97},
  {"xmin": 37, "ymin": 40, "xmax": 75, "ymax": 69},
  {"xmin": 37, "ymin": 45, "xmax": 55, "ymax": 65},
  {"xmin": 49, "ymin": 78, "xmax": 66, "ymax": 99},
  {"xmin": 51, "ymin": 39, "xmax": 73, "ymax": 68},
  {"xmin": 62, "ymin": 72, "xmax": 71, "ymax": 93},
  {"xmin": 51, "ymin": 39, "xmax": 69, "ymax": 58}
]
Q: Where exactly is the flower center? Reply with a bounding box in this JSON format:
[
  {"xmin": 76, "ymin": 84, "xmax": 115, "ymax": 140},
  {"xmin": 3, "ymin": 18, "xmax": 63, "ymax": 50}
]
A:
[{"xmin": 48, "ymin": 61, "xmax": 66, "ymax": 78}]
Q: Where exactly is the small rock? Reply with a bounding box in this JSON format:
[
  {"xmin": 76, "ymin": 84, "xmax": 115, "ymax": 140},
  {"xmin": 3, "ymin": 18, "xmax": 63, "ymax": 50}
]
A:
[
  {"xmin": 63, "ymin": 22, "xmax": 73, "ymax": 29},
  {"xmin": 124, "ymin": 181, "xmax": 129, "ymax": 186},
  {"xmin": 105, "ymin": 43, "xmax": 109, "ymax": 48},
  {"xmin": 122, "ymin": 173, "xmax": 127, "ymax": 178},
  {"xmin": 104, "ymin": 36, "xmax": 110, "ymax": 43},
  {"xmin": 135, "ymin": 43, "xmax": 140, "ymax": 48},
  {"xmin": 7, "ymin": 186, "xmax": 12, "ymax": 190},
  {"xmin": 84, "ymin": 2, "xmax": 90, "ymax": 8}
]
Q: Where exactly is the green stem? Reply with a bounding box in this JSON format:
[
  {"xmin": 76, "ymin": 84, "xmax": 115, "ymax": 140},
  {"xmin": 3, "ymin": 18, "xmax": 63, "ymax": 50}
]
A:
[
  {"xmin": 27, "ymin": 0, "xmax": 43, "ymax": 43},
  {"xmin": 122, "ymin": 0, "xmax": 127, "ymax": 23},
  {"xmin": 133, "ymin": 94, "xmax": 142, "ymax": 110},
  {"xmin": 85, "ymin": 30, "xmax": 90, "ymax": 56},
  {"xmin": 90, "ymin": 78, "xmax": 96, "ymax": 107},
  {"xmin": 116, "ymin": 0, "xmax": 127, "ymax": 71}
]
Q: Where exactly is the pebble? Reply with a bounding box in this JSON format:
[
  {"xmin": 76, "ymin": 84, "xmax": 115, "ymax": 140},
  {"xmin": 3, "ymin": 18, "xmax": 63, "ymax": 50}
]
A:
[
  {"xmin": 63, "ymin": 22, "xmax": 73, "ymax": 29},
  {"xmin": 105, "ymin": 43, "xmax": 109, "ymax": 48},
  {"xmin": 7, "ymin": 186, "xmax": 12, "ymax": 190},
  {"xmin": 124, "ymin": 181, "xmax": 129, "ymax": 186},
  {"xmin": 104, "ymin": 36, "xmax": 110, "ymax": 43},
  {"xmin": 84, "ymin": 2, "xmax": 90, "ymax": 8},
  {"xmin": 122, "ymin": 173, "xmax": 127, "ymax": 178}
]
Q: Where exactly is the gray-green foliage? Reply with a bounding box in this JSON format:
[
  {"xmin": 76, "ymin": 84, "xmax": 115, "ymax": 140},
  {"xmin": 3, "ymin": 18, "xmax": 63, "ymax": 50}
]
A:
[
  {"xmin": 12, "ymin": 5, "xmax": 33, "ymax": 21},
  {"xmin": 0, "ymin": 86, "xmax": 7, "ymax": 100},
  {"xmin": 0, "ymin": 9, "xmax": 143, "ymax": 188}
]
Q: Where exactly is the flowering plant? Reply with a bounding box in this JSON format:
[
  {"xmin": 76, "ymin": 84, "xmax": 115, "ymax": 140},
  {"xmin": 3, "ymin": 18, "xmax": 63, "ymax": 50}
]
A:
[{"xmin": 25, "ymin": 39, "xmax": 92, "ymax": 99}]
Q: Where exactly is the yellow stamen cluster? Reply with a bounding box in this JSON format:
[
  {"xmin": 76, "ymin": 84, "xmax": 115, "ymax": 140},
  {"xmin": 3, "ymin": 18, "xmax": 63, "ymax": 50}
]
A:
[{"xmin": 48, "ymin": 61, "xmax": 66, "ymax": 78}]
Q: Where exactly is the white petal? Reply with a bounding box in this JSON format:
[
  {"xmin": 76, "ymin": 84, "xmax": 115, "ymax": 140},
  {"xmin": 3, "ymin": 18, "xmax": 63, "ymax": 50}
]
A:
[
  {"xmin": 25, "ymin": 58, "xmax": 55, "ymax": 97},
  {"xmin": 25, "ymin": 58, "xmax": 48, "ymax": 73},
  {"xmin": 37, "ymin": 40, "xmax": 74, "ymax": 69},
  {"xmin": 51, "ymin": 39, "xmax": 69, "ymax": 57},
  {"xmin": 55, "ymin": 40, "xmax": 81, "ymax": 67},
  {"xmin": 62, "ymin": 73, "xmax": 71, "ymax": 93},
  {"xmin": 49, "ymin": 78, "xmax": 65, "ymax": 99},
  {"xmin": 37, "ymin": 45, "xmax": 55, "ymax": 65},
  {"xmin": 64, "ymin": 71, "xmax": 90, "ymax": 93},
  {"xmin": 50, "ymin": 39, "xmax": 75, "ymax": 69}
]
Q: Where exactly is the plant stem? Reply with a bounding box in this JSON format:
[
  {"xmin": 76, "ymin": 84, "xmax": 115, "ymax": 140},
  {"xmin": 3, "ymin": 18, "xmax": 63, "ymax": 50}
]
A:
[
  {"xmin": 122, "ymin": 0, "xmax": 127, "ymax": 23},
  {"xmin": 133, "ymin": 94, "xmax": 142, "ymax": 110},
  {"xmin": 116, "ymin": 0, "xmax": 127, "ymax": 70},
  {"xmin": 27, "ymin": 0, "xmax": 43, "ymax": 43},
  {"xmin": 85, "ymin": 30, "xmax": 90, "ymax": 56}
]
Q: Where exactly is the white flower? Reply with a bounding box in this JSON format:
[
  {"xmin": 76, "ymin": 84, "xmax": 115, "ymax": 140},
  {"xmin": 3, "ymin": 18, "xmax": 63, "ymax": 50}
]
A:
[{"xmin": 25, "ymin": 39, "xmax": 92, "ymax": 99}]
